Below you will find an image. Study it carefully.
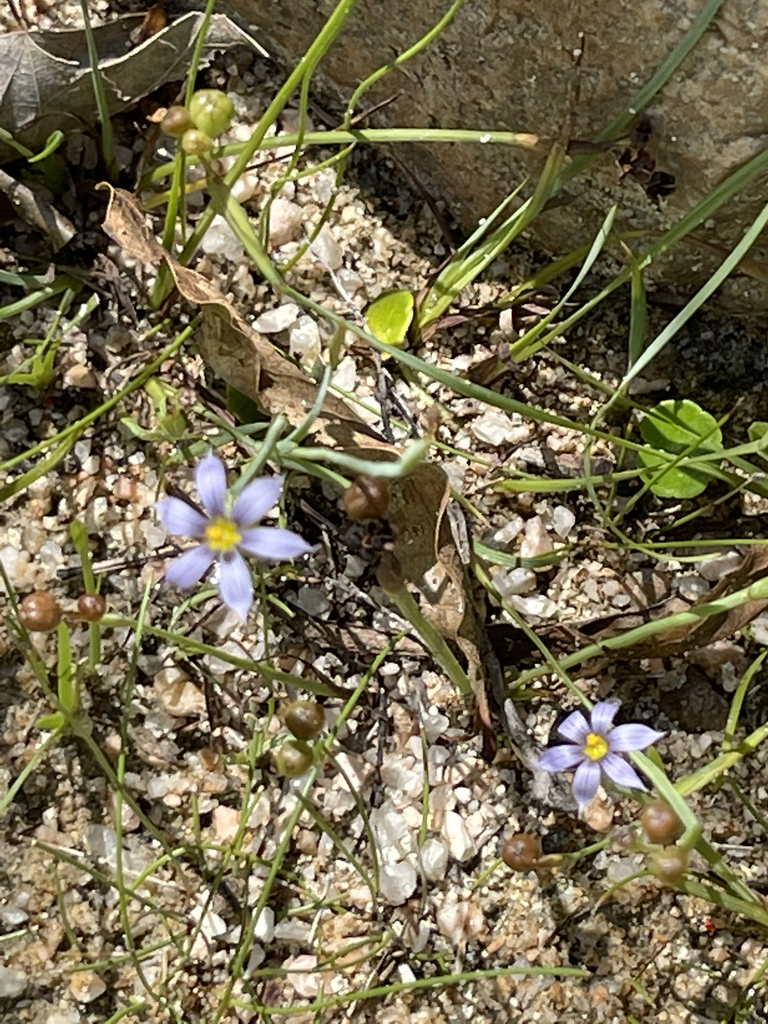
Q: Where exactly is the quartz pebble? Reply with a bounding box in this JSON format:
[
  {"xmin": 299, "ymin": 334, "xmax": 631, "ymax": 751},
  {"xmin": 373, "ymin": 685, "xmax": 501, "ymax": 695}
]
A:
[
  {"xmin": 510, "ymin": 594, "xmax": 558, "ymax": 619},
  {"xmin": 421, "ymin": 837, "xmax": 449, "ymax": 881},
  {"xmin": 268, "ymin": 198, "xmax": 303, "ymax": 246},
  {"xmin": 519, "ymin": 516, "xmax": 553, "ymax": 560},
  {"xmin": 380, "ymin": 861, "xmax": 418, "ymax": 905},
  {"xmin": 492, "ymin": 566, "xmax": 536, "ymax": 599},
  {"xmin": 200, "ymin": 214, "xmax": 245, "ymax": 261},
  {"xmin": 254, "ymin": 303, "xmax": 300, "ymax": 333},
  {"xmin": 311, "ymin": 225, "xmax": 343, "ymax": 270},
  {"xmin": 0, "ymin": 966, "xmax": 26, "ymax": 998},
  {"xmin": 441, "ymin": 810, "xmax": 476, "ymax": 861},
  {"xmin": 552, "ymin": 504, "xmax": 576, "ymax": 538},
  {"xmin": 69, "ymin": 971, "xmax": 106, "ymax": 1003},
  {"xmin": 154, "ymin": 666, "xmax": 207, "ymax": 718},
  {"xmin": 289, "ymin": 315, "xmax": 321, "ymax": 365}
]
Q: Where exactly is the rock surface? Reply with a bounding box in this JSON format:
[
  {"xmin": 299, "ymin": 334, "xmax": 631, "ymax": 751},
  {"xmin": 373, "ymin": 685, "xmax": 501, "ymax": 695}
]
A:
[{"xmin": 214, "ymin": 0, "xmax": 768, "ymax": 309}]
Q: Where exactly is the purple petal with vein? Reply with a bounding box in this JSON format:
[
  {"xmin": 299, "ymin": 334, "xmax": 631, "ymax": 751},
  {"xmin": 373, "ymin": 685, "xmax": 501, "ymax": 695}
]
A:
[
  {"xmin": 218, "ymin": 551, "xmax": 253, "ymax": 620},
  {"xmin": 156, "ymin": 497, "xmax": 207, "ymax": 537},
  {"xmin": 232, "ymin": 477, "xmax": 283, "ymax": 527},
  {"xmin": 557, "ymin": 709, "xmax": 590, "ymax": 745},
  {"xmin": 196, "ymin": 454, "xmax": 227, "ymax": 517},
  {"xmin": 572, "ymin": 759, "xmax": 602, "ymax": 809},
  {"xmin": 600, "ymin": 753, "xmax": 648, "ymax": 792},
  {"xmin": 238, "ymin": 526, "xmax": 312, "ymax": 561},
  {"xmin": 165, "ymin": 545, "xmax": 214, "ymax": 588},
  {"xmin": 539, "ymin": 745, "xmax": 586, "ymax": 772},
  {"xmin": 608, "ymin": 724, "xmax": 666, "ymax": 752},
  {"xmin": 590, "ymin": 701, "xmax": 619, "ymax": 736}
]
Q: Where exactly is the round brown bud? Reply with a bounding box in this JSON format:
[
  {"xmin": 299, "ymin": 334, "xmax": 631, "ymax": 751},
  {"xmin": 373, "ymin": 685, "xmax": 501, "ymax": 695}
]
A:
[
  {"xmin": 501, "ymin": 832, "xmax": 542, "ymax": 871},
  {"xmin": 285, "ymin": 700, "xmax": 325, "ymax": 741},
  {"xmin": 641, "ymin": 800, "xmax": 683, "ymax": 846},
  {"xmin": 343, "ymin": 475, "xmax": 390, "ymax": 521},
  {"xmin": 19, "ymin": 592, "xmax": 62, "ymax": 632},
  {"xmin": 160, "ymin": 105, "xmax": 194, "ymax": 138},
  {"xmin": 274, "ymin": 740, "xmax": 314, "ymax": 778},
  {"xmin": 77, "ymin": 593, "xmax": 107, "ymax": 622},
  {"xmin": 650, "ymin": 845, "xmax": 688, "ymax": 885}
]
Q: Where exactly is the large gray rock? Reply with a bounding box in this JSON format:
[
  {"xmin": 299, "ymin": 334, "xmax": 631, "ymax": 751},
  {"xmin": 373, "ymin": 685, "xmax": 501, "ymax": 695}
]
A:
[{"xmin": 217, "ymin": 0, "xmax": 768, "ymax": 309}]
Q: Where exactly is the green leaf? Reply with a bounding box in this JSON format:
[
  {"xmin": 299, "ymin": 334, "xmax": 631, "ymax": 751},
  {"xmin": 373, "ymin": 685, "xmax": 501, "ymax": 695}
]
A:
[
  {"xmin": 37, "ymin": 712, "xmax": 66, "ymax": 731},
  {"xmin": 638, "ymin": 399, "xmax": 722, "ymax": 499},
  {"xmin": 366, "ymin": 290, "xmax": 414, "ymax": 347}
]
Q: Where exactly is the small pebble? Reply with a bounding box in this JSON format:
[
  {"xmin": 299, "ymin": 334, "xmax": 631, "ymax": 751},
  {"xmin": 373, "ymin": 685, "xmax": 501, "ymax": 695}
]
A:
[
  {"xmin": 254, "ymin": 303, "xmax": 300, "ymax": 333},
  {"xmin": 311, "ymin": 225, "xmax": 343, "ymax": 270},
  {"xmin": 69, "ymin": 971, "xmax": 106, "ymax": 1004},
  {"xmin": 380, "ymin": 861, "xmax": 418, "ymax": 905},
  {"xmin": 0, "ymin": 966, "xmax": 26, "ymax": 998},
  {"xmin": 268, "ymin": 198, "xmax": 303, "ymax": 246}
]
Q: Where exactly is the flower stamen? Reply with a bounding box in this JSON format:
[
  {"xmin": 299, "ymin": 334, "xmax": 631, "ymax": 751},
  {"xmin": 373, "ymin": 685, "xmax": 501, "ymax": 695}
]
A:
[
  {"xmin": 205, "ymin": 516, "xmax": 242, "ymax": 553},
  {"xmin": 583, "ymin": 732, "xmax": 609, "ymax": 762}
]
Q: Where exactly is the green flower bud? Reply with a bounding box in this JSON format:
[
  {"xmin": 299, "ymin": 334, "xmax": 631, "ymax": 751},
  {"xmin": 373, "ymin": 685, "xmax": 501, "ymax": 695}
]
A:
[
  {"xmin": 181, "ymin": 129, "xmax": 213, "ymax": 156},
  {"xmin": 189, "ymin": 89, "xmax": 235, "ymax": 138}
]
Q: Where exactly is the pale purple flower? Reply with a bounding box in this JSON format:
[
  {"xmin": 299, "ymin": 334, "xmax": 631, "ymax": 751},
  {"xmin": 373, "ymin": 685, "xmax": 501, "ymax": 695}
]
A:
[
  {"xmin": 538, "ymin": 702, "xmax": 665, "ymax": 814},
  {"xmin": 156, "ymin": 453, "xmax": 312, "ymax": 620}
]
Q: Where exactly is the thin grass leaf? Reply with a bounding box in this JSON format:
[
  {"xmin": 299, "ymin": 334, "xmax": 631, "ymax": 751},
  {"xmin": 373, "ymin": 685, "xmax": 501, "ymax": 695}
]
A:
[
  {"xmin": 509, "ymin": 204, "xmax": 617, "ymax": 360},
  {"xmin": 78, "ymin": 0, "xmax": 118, "ymax": 180},
  {"xmin": 419, "ymin": 145, "xmax": 566, "ymax": 328}
]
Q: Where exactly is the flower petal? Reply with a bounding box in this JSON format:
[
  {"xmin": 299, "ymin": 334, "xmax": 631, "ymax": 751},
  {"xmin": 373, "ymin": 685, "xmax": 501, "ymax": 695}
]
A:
[
  {"xmin": 590, "ymin": 701, "xmax": 619, "ymax": 736},
  {"xmin": 165, "ymin": 544, "xmax": 214, "ymax": 589},
  {"xmin": 238, "ymin": 526, "xmax": 312, "ymax": 561},
  {"xmin": 196, "ymin": 454, "xmax": 228, "ymax": 517},
  {"xmin": 572, "ymin": 759, "xmax": 602, "ymax": 811},
  {"xmin": 539, "ymin": 744, "xmax": 586, "ymax": 772},
  {"xmin": 608, "ymin": 723, "xmax": 666, "ymax": 753},
  {"xmin": 557, "ymin": 709, "xmax": 591, "ymax": 745},
  {"xmin": 156, "ymin": 497, "xmax": 208, "ymax": 537},
  {"xmin": 218, "ymin": 550, "xmax": 253, "ymax": 620},
  {"xmin": 232, "ymin": 476, "xmax": 283, "ymax": 527},
  {"xmin": 600, "ymin": 753, "xmax": 648, "ymax": 792}
]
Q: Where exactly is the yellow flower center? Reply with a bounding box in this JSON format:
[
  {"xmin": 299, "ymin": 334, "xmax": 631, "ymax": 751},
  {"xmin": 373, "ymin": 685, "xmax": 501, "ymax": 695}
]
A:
[
  {"xmin": 205, "ymin": 516, "xmax": 241, "ymax": 553},
  {"xmin": 583, "ymin": 733, "xmax": 609, "ymax": 762}
]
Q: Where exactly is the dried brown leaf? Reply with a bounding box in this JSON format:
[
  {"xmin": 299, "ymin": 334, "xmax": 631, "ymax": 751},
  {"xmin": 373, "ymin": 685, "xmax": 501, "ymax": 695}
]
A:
[{"xmin": 100, "ymin": 186, "xmax": 380, "ymax": 448}]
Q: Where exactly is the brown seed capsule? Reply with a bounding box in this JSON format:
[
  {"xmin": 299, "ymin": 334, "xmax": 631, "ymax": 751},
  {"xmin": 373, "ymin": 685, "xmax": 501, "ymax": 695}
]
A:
[
  {"xmin": 160, "ymin": 105, "xmax": 194, "ymax": 138},
  {"xmin": 343, "ymin": 475, "xmax": 390, "ymax": 521},
  {"xmin": 501, "ymin": 833, "xmax": 542, "ymax": 871},
  {"xmin": 274, "ymin": 741, "xmax": 314, "ymax": 778},
  {"xmin": 19, "ymin": 592, "xmax": 62, "ymax": 632},
  {"xmin": 284, "ymin": 700, "xmax": 325, "ymax": 741},
  {"xmin": 640, "ymin": 800, "xmax": 683, "ymax": 846},
  {"xmin": 650, "ymin": 845, "xmax": 688, "ymax": 885},
  {"xmin": 77, "ymin": 593, "xmax": 107, "ymax": 622}
]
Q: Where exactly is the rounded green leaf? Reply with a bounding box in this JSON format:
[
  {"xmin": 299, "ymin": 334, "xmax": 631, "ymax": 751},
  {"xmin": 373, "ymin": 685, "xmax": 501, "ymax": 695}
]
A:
[
  {"xmin": 639, "ymin": 399, "xmax": 722, "ymax": 451},
  {"xmin": 366, "ymin": 290, "xmax": 414, "ymax": 347},
  {"xmin": 638, "ymin": 399, "xmax": 722, "ymax": 499}
]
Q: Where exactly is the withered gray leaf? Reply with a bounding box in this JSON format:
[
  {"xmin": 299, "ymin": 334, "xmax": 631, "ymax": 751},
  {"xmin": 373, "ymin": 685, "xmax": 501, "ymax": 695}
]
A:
[{"xmin": 0, "ymin": 12, "xmax": 267, "ymax": 163}]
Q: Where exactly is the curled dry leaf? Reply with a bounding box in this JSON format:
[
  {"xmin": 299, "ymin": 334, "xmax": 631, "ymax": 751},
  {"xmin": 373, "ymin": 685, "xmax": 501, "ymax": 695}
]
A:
[
  {"xmin": 101, "ymin": 188, "xmax": 489, "ymax": 739},
  {"xmin": 100, "ymin": 186, "xmax": 382, "ymax": 450},
  {"xmin": 0, "ymin": 13, "xmax": 267, "ymax": 163}
]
